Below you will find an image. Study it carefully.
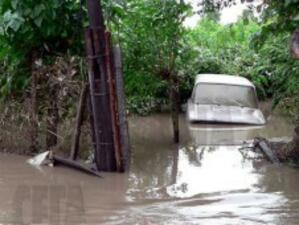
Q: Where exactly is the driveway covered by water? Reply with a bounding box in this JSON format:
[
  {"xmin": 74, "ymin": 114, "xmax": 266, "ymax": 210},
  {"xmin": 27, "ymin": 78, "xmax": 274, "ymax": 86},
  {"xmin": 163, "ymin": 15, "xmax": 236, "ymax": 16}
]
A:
[{"xmin": 0, "ymin": 113, "xmax": 298, "ymax": 225}]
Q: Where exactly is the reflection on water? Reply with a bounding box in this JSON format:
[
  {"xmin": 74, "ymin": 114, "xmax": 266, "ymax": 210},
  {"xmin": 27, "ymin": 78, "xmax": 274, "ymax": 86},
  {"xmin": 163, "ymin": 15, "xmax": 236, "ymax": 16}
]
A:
[
  {"xmin": 189, "ymin": 114, "xmax": 293, "ymax": 145},
  {"xmin": 167, "ymin": 146, "xmax": 262, "ymax": 198},
  {"xmin": 0, "ymin": 113, "xmax": 299, "ymax": 225}
]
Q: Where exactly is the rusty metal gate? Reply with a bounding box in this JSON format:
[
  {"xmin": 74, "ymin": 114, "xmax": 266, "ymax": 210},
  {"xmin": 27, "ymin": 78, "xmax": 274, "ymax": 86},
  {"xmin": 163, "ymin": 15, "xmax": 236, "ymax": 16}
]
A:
[{"xmin": 84, "ymin": 0, "xmax": 129, "ymax": 172}]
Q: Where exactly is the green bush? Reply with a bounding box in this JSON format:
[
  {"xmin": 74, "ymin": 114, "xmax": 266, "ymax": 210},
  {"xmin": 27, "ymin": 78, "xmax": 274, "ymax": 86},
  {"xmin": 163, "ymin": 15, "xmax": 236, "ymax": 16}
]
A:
[
  {"xmin": 181, "ymin": 18, "xmax": 299, "ymax": 118},
  {"xmin": 123, "ymin": 17, "xmax": 299, "ymax": 117},
  {"xmin": 125, "ymin": 71, "xmax": 168, "ymax": 115},
  {"xmin": 183, "ymin": 18, "xmax": 270, "ymax": 101}
]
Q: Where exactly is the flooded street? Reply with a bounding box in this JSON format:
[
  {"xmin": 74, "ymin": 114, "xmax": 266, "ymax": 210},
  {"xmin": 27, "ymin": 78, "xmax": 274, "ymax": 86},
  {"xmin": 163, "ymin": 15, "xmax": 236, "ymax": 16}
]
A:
[{"xmin": 0, "ymin": 114, "xmax": 299, "ymax": 225}]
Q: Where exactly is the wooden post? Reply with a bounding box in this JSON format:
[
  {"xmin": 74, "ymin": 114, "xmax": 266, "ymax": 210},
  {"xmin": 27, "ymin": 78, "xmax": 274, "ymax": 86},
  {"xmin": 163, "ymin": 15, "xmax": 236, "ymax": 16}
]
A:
[
  {"xmin": 113, "ymin": 46, "xmax": 130, "ymax": 170},
  {"xmin": 105, "ymin": 32, "xmax": 123, "ymax": 172},
  {"xmin": 70, "ymin": 84, "xmax": 88, "ymax": 160}
]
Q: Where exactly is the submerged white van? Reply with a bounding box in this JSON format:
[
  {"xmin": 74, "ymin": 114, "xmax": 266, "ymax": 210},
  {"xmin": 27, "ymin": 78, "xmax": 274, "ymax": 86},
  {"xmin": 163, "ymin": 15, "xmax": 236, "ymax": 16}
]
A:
[{"xmin": 187, "ymin": 74, "xmax": 266, "ymax": 125}]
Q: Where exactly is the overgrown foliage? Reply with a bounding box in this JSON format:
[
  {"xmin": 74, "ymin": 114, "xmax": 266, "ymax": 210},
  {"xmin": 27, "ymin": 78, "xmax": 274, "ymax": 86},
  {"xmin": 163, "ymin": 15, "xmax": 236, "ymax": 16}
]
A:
[
  {"xmin": 0, "ymin": 0, "xmax": 83, "ymax": 96},
  {"xmin": 107, "ymin": 0, "xmax": 191, "ymax": 115},
  {"xmin": 1, "ymin": 0, "xmax": 299, "ymax": 116},
  {"xmin": 185, "ymin": 18, "xmax": 299, "ymax": 116}
]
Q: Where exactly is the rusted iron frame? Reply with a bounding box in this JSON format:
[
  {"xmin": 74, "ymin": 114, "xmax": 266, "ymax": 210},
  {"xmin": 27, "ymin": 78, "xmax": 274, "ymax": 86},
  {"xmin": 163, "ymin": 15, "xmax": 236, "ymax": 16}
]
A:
[
  {"xmin": 86, "ymin": 0, "xmax": 118, "ymax": 171},
  {"xmin": 85, "ymin": 28, "xmax": 116, "ymax": 171},
  {"xmin": 91, "ymin": 27, "xmax": 116, "ymax": 171},
  {"xmin": 85, "ymin": 0, "xmax": 127, "ymax": 172},
  {"xmin": 105, "ymin": 32, "xmax": 124, "ymax": 172},
  {"xmin": 84, "ymin": 28, "xmax": 101, "ymax": 156},
  {"xmin": 85, "ymin": 29, "xmax": 104, "ymax": 169}
]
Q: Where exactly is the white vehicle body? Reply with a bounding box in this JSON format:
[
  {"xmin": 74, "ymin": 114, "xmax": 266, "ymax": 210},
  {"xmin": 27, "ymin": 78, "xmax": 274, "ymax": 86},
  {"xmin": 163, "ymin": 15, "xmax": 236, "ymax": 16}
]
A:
[{"xmin": 187, "ymin": 74, "xmax": 266, "ymax": 125}]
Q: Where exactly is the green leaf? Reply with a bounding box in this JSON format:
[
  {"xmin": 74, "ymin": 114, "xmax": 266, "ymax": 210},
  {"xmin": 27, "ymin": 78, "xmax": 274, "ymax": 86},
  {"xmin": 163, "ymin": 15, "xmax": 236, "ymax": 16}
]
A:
[
  {"xmin": 34, "ymin": 16, "xmax": 43, "ymax": 27},
  {"xmin": 11, "ymin": 0, "xmax": 18, "ymax": 10},
  {"xmin": 0, "ymin": 17, "xmax": 4, "ymax": 35},
  {"xmin": 23, "ymin": 8, "xmax": 31, "ymax": 16},
  {"xmin": 293, "ymin": 14, "xmax": 299, "ymax": 21},
  {"xmin": 285, "ymin": 0, "xmax": 292, "ymax": 7},
  {"xmin": 33, "ymin": 4, "xmax": 46, "ymax": 18},
  {"xmin": 3, "ymin": 10, "xmax": 25, "ymax": 32}
]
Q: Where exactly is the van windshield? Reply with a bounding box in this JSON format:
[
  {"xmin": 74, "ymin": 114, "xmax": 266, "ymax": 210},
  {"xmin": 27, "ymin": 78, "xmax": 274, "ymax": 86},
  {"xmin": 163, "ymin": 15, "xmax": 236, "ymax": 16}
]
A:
[{"xmin": 193, "ymin": 84, "xmax": 258, "ymax": 108}]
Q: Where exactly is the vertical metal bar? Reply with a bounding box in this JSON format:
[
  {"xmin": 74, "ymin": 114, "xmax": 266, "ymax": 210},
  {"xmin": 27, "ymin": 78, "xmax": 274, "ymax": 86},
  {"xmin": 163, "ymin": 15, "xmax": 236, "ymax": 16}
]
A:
[{"xmin": 84, "ymin": 29, "xmax": 101, "ymax": 163}]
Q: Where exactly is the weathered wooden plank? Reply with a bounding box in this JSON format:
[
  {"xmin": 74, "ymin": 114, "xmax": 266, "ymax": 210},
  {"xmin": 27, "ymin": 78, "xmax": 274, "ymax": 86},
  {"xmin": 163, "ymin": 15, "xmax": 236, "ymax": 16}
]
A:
[
  {"xmin": 113, "ymin": 46, "xmax": 130, "ymax": 170},
  {"xmin": 53, "ymin": 156, "xmax": 102, "ymax": 177},
  {"xmin": 105, "ymin": 32, "xmax": 123, "ymax": 172},
  {"xmin": 70, "ymin": 83, "xmax": 88, "ymax": 160},
  {"xmin": 254, "ymin": 138, "xmax": 280, "ymax": 164}
]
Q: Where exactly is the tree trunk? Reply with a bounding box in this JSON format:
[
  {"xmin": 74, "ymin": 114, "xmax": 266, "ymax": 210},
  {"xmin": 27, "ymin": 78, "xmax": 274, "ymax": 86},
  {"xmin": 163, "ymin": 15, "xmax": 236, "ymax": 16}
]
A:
[
  {"xmin": 46, "ymin": 85, "xmax": 59, "ymax": 150},
  {"xmin": 170, "ymin": 73, "xmax": 180, "ymax": 143}
]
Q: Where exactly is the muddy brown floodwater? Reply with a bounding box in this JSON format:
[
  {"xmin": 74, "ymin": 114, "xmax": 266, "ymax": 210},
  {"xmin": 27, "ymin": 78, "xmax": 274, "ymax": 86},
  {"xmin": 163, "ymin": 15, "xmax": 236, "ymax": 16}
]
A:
[{"xmin": 0, "ymin": 113, "xmax": 298, "ymax": 225}]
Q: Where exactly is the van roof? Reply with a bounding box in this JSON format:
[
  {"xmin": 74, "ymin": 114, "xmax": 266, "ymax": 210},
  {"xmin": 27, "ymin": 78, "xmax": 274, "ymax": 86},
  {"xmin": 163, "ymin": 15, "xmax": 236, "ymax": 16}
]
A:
[{"xmin": 195, "ymin": 74, "xmax": 255, "ymax": 88}]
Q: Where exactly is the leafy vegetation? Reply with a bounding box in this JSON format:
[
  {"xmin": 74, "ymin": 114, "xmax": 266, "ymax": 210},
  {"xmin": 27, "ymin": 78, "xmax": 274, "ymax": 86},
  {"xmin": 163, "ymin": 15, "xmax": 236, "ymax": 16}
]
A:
[
  {"xmin": 1, "ymin": 0, "xmax": 298, "ymax": 115},
  {"xmin": 107, "ymin": 0, "xmax": 191, "ymax": 115},
  {"xmin": 115, "ymin": 0, "xmax": 299, "ymax": 117},
  {"xmin": 0, "ymin": 0, "xmax": 83, "ymax": 95},
  {"xmin": 185, "ymin": 18, "xmax": 299, "ymax": 117}
]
